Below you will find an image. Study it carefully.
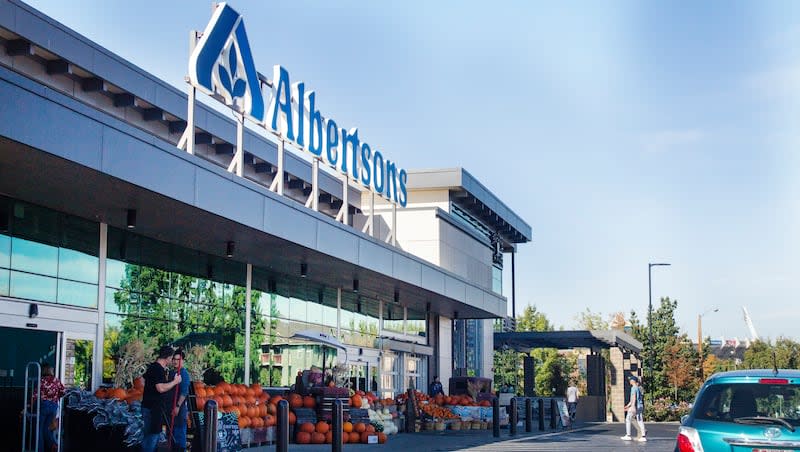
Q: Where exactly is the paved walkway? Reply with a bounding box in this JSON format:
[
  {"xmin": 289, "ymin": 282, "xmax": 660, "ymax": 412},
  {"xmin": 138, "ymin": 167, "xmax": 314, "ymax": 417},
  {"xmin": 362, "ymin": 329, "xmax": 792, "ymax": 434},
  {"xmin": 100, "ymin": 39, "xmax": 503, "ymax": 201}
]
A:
[{"xmin": 248, "ymin": 422, "xmax": 680, "ymax": 451}]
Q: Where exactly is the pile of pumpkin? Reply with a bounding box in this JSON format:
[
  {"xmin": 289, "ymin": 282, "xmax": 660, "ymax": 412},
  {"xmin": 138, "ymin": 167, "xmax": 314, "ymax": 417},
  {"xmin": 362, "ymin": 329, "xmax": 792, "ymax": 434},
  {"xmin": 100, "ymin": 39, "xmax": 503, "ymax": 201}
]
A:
[
  {"xmin": 194, "ymin": 382, "xmax": 285, "ymax": 429},
  {"xmin": 433, "ymin": 394, "xmax": 492, "ymax": 407},
  {"xmin": 94, "ymin": 377, "xmax": 144, "ymax": 404},
  {"xmin": 295, "ymin": 421, "xmax": 388, "ymax": 445}
]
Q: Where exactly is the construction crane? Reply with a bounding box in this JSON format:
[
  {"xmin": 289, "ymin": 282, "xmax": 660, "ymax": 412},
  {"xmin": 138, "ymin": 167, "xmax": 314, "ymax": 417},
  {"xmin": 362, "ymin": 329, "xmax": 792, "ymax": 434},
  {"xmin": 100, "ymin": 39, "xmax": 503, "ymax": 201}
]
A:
[{"xmin": 742, "ymin": 306, "xmax": 759, "ymax": 342}]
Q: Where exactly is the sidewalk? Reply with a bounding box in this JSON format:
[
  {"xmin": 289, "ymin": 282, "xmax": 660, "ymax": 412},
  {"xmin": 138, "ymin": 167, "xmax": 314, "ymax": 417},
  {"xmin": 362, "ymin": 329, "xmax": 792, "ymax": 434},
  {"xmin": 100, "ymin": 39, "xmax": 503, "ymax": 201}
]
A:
[{"xmin": 248, "ymin": 422, "xmax": 592, "ymax": 452}]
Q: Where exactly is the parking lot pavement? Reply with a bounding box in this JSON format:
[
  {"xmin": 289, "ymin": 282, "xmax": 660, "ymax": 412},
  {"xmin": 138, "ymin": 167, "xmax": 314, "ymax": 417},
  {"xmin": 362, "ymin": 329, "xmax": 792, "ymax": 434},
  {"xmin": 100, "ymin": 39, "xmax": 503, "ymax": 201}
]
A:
[
  {"xmin": 460, "ymin": 423, "xmax": 680, "ymax": 452},
  {"xmin": 260, "ymin": 422, "xmax": 680, "ymax": 451}
]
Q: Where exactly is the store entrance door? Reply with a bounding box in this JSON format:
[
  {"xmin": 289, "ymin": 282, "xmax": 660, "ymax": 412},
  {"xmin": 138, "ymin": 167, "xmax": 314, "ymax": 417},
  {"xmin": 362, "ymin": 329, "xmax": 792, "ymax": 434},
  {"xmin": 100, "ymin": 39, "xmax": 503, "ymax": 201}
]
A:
[
  {"xmin": 0, "ymin": 326, "xmax": 59, "ymax": 451},
  {"xmin": 59, "ymin": 331, "xmax": 94, "ymax": 390},
  {"xmin": 348, "ymin": 362, "xmax": 368, "ymax": 393}
]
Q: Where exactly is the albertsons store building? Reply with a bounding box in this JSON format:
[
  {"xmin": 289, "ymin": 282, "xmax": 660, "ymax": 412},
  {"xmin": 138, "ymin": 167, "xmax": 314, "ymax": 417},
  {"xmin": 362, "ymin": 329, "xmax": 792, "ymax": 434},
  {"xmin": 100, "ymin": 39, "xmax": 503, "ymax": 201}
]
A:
[{"xmin": 0, "ymin": 0, "xmax": 530, "ymax": 410}]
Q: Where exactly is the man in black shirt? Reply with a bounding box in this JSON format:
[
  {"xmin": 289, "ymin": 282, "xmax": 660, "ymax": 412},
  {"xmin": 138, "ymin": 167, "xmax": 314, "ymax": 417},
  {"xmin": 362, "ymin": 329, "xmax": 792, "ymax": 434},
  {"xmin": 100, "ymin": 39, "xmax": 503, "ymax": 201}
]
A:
[{"xmin": 141, "ymin": 345, "xmax": 182, "ymax": 452}]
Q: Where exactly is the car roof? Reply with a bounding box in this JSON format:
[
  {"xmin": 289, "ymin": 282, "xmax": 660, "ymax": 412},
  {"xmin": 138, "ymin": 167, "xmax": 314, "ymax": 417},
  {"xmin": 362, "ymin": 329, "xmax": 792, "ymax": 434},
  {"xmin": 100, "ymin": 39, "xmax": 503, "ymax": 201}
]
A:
[{"xmin": 706, "ymin": 369, "xmax": 800, "ymax": 384}]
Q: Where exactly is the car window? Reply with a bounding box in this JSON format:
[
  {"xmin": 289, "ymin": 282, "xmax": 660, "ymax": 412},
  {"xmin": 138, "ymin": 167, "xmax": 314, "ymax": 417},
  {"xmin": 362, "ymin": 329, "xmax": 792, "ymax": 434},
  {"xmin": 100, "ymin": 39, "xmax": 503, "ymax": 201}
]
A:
[{"xmin": 695, "ymin": 383, "xmax": 800, "ymax": 425}]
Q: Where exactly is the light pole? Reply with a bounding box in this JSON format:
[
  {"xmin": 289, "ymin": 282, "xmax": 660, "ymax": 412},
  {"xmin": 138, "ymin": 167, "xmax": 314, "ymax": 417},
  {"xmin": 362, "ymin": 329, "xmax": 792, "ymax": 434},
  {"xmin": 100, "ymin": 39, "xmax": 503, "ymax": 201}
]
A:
[
  {"xmin": 647, "ymin": 262, "xmax": 670, "ymax": 398},
  {"xmin": 698, "ymin": 307, "xmax": 719, "ymax": 380}
]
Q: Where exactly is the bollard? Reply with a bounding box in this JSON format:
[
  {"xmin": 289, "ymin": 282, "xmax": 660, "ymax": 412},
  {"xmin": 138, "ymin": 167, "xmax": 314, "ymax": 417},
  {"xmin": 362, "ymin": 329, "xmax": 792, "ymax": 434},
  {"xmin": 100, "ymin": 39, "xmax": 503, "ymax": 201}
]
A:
[
  {"xmin": 537, "ymin": 398, "xmax": 545, "ymax": 431},
  {"xmin": 525, "ymin": 398, "xmax": 532, "ymax": 432},
  {"xmin": 550, "ymin": 398, "xmax": 558, "ymax": 429},
  {"xmin": 277, "ymin": 399, "xmax": 290, "ymax": 452},
  {"xmin": 405, "ymin": 389, "xmax": 416, "ymax": 433},
  {"xmin": 492, "ymin": 397, "xmax": 500, "ymax": 438},
  {"xmin": 203, "ymin": 399, "xmax": 218, "ymax": 452},
  {"xmin": 509, "ymin": 398, "xmax": 518, "ymax": 436},
  {"xmin": 332, "ymin": 399, "xmax": 343, "ymax": 452}
]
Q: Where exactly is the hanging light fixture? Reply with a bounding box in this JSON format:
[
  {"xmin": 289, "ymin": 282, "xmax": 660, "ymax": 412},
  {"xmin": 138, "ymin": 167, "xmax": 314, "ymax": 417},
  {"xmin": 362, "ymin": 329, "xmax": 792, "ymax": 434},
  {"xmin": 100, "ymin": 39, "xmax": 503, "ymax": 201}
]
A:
[
  {"xmin": 126, "ymin": 209, "xmax": 137, "ymax": 229},
  {"xmin": 226, "ymin": 241, "xmax": 235, "ymax": 258},
  {"xmin": 300, "ymin": 263, "xmax": 308, "ymax": 278},
  {"xmin": 353, "ymin": 278, "xmax": 359, "ymax": 293}
]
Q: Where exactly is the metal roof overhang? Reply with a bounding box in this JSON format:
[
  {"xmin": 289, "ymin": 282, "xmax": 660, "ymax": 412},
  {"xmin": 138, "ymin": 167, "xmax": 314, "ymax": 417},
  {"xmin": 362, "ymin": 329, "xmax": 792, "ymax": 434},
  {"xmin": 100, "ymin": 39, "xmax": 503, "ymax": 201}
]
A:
[
  {"xmin": 405, "ymin": 168, "xmax": 532, "ymax": 246},
  {"xmin": 494, "ymin": 330, "xmax": 642, "ymax": 354}
]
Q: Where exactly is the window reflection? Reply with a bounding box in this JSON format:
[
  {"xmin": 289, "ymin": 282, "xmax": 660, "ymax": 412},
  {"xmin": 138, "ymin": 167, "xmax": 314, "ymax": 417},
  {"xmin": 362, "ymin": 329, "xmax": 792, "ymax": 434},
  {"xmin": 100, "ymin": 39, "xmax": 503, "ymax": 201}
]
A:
[
  {"xmin": 10, "ymin": 271, "xmax": 57, "ymax": 303},
  {"xmin": 58, "ymin": 280, "xmax": 97, "ymax": 308},
  {"xmin": 0, "ymin": 234, "xmax": 10, "ymax": 268},
  {"xmin": 11, "ymin": 238, "xmax": 58, "ymax": 276},
  {"xmin": 59, "ymin": 248, "xmax": 99, "ymax": 284},
  {"xmin": 0, "ymin": 268, "xmax": 9, "ymax": 296}
]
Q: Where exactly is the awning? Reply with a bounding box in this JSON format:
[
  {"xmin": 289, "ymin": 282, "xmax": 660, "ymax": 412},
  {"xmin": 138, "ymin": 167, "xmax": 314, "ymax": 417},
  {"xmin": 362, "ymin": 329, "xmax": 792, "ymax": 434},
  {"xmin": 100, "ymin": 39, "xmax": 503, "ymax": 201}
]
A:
[
  {"xmin": 291, "ymin": 330, "xmax": 347, "ymax": 351},
  {"xmin": 379, "ymin": 337, "xmax": 434, "ymax": 356}
]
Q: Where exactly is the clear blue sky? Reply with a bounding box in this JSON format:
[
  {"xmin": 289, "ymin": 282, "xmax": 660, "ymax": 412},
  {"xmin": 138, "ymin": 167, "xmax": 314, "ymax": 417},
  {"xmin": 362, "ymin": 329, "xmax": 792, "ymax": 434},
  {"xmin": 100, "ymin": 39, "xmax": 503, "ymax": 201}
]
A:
[{"xmin": 25, "ymin": 1, "xmax": 800, "ymax": 341}]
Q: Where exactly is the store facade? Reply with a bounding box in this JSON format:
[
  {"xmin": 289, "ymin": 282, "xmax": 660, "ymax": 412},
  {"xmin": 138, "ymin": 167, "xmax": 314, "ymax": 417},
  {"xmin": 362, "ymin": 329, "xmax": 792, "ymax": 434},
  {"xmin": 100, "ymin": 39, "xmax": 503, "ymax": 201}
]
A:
[{"xmin": 0, "ymin": 0, "xmax": 529, "ymax": 407}]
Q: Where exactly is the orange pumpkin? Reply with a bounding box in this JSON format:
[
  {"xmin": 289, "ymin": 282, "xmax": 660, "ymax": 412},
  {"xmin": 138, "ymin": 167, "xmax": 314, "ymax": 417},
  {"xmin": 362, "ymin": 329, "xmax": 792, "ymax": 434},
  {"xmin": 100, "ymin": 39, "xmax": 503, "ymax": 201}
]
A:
[
  {"xmin": 349, "ymin": 432, "xmax": 361, "ymax": 443},
  {"xmin": 238, "ymin": 416, "xmax": 250, "ymax": 429},
  {"xmin": 350, "ymin": 395, "xmax": 363, "ymax": 409},
  {"xmin": 299, "ymin": 422, "xmax": 315, "ymax": 433},
  {"xmin": 133, "ymin": 377, "xmax": 145, "ymax": 391},
  {"xmin": 315, "ymin": 421, "xmax": 329, "ymax": 434},
  {"xmin": 303, "ymin": 395, "xmax": 316, "ymax": 408},
  {"xmin": 296, "ymin": 432, "xmax": 311, "ymax": 444},
  {"xmin": 377, "ymin": 432, "xmax": 387, "ymax": 444},
  {"xmin": 270, "ymin": 395, "xmax": 283, "ymax": 405},
  {"xmin": 360, "ymin": 431, "xmax": 371, "ymax": 444},
  {"xmin": 325, "ymin": 431, "xmax": 333, "ymax": 444},
  {"xmin": 94, "ymin": 388, "xmax": 108, "ymax": 399},
  {"xmin": 354, "ymin": 422, "xmax": 366, "ymax": 433},
  {"xmin": 311, "ymin": 432, "xmax": 325, "ymax": 444},
  {"xmin": 288, "ymin": 411, "xmax": 296, "ymax": 425},
  {"xmin": 365, "ymin": 424, "xmax": 376, "ymax": 433},
  {"xmin": 265, "ymin": 414, "xmax": 275, "ymax": 427},
  {"xmin": 342, "ymin": 421, "xmax": 353, "ymax": 433},
  {"xmin": 289, "ymin": 394, "xmax": 303, "ymax": 409},
  {"xmin": 250, "ymin": 383, "xmax": 262, "ymax": 394},
  {"xmin": 109, "ymin": 388, "xmax": 127, "ymax": 400},
  {"xmin": 267, "ymin": 403, "xmax": 276, "ymax": 415}
]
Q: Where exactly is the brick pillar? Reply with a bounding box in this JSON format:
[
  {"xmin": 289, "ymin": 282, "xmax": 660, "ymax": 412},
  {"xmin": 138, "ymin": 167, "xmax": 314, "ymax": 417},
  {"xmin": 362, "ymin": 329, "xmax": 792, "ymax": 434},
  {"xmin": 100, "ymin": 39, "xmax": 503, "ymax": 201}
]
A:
[{"xmin": 609, "ymin": 348, "xmax": 625, "ymax": 422}]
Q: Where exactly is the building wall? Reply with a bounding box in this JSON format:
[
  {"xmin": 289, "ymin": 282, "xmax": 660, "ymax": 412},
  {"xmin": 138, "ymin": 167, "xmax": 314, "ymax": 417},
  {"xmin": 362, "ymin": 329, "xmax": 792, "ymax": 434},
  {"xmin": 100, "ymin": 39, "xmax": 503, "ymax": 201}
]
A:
[
  {"xmin": 438, "ymin": 219, "xmax": 493, "ymax": 290},
  {"xmin": 481, "ymin": 319, "xmax": 494, "ymax": 381},
  {"xmin": 437, "ymin": 316, "xmax": 453, "ymax": 394}
]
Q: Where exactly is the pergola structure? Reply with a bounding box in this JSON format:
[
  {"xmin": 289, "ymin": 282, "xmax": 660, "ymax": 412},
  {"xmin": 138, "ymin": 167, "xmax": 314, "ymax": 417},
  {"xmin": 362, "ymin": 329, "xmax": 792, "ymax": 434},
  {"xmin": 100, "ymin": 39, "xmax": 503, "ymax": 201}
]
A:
[{"xmin": 494, "ymin": 330, "xmax": 643, "ymax": 422}]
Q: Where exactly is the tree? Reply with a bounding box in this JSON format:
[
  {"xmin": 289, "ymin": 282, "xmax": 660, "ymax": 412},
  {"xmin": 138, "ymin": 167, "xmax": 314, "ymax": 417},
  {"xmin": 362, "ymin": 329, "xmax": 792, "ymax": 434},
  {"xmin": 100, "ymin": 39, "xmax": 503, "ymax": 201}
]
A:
[
  {"xmin": 663, "ymin": 335, "xmax": 699, "ymax": 402},
  {"xmin": 743, "ymin": 337, "xmax": 800, "ymax": 369},
  {"xmin": 574, "ymin": 308, "xmax": 609, "ymax": 330},
  {"xmin": 517, "ymin": 305, "xmax": 553, "ymax": 332}
]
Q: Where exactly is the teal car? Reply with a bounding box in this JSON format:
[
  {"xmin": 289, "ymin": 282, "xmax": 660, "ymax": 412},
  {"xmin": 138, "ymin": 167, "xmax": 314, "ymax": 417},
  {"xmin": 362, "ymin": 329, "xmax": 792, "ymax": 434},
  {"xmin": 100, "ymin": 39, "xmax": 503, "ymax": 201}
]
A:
[{"xmin": 676, "ymin": 369, "xmax": 800, "ymax": 452}]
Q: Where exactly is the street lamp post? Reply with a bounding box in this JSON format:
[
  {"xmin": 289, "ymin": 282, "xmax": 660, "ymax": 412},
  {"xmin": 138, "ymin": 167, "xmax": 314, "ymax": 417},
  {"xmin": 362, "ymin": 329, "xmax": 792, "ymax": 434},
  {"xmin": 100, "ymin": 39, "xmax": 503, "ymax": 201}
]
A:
[
  {"xmin": 647, "ymin": 262, "xmax": 670, "ymax": 399},
  {"xmin": 698, "ymin": 307, "xmax": 719, "ymax": 380}
]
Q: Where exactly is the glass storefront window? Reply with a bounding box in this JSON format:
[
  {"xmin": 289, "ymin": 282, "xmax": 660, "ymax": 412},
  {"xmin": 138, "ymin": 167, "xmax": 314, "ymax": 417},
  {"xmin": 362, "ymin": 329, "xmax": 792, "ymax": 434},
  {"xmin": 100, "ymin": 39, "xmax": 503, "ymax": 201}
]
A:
[
  {"xmin": 10, "ymin": 271, "xmax": 57, "ymax": 303},
  {"xmin": 0, "ymin": 268, "xmax": 8, "ymax": 296},
  {"xmin": 57, "ymin": 279, "xmax": 98, "ymax": 308},
  {"xmin": 11, "ymin": 238, "xmax": 58, "ymax": 277},
  {"xmin": 407, "ymin": 308, "xmax": 427, "ymax": 339},
  {"xmin": 0, "ymin": 233, "xmax": 10, "ymax": 268},
  {"xmin": 383, "ymin": 304, "xmax": 404, "ymax": 333}
]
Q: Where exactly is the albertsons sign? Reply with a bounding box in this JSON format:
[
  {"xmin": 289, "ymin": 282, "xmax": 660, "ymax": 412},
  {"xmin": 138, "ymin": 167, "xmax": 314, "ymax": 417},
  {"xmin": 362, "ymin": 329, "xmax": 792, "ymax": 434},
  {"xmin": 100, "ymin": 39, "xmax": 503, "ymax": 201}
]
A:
[{"xmin": 188, "ymin": 3, "xmax": 408, "ymax": 207}]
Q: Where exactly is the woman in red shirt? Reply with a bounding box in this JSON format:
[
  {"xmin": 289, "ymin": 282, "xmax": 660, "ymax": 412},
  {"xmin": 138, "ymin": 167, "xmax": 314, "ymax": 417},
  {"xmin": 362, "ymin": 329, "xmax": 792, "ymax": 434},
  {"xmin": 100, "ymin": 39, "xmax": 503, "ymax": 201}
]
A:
[{"xmin": 38, "ymin": 363, "xmax": 65, "ymax": 452}]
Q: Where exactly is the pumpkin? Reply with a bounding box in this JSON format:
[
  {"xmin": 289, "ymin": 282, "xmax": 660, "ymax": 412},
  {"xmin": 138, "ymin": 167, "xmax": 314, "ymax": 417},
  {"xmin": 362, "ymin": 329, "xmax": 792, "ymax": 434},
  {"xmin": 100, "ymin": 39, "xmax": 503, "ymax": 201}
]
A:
[
  {"xmin": 350, "ymin": 395, "xmax": 363, "ymax": 409},
  {"xmin": 289, "ymin": 394, "xmax": 303, "ymax": 409},
  {"xmin": 250, "ymin": 383, "xmax": 262, "ymax": 394},
  {"xmin": 354, "ymin": 422, "xmax": 366, "ymax": 433},
  {"xmin": 342, "ymin": 421, "xmax": 353, "ymax": 433},
  {"xmin": 303, "ymin": 395, "xmax": 316, "ymax": 408},
  {"xmin": 94, "ymin": 388, "xmax": 108, "ymax": 399},
  {"xmin": 311, "ymin": 432, "xmax": 325, "ymax": 444},
  {"xmin": 360, "ymin": 431, "xmax": 371, "ymax": 444},
  {"xmin": 296, "ymin": 432, "xmax": 311, "ymax": 444},
  {"xmin": 365, "ymin": 424, "xmax": 375, "ymax": 433},
  {"xmin": 270, "ymin": 395, "xmax": 283, "ymax": 405},
  {"xmin": 299, "ymin": 422, "xmax": 315, "ymax": 433},
  {"xmin": 265, "ymin": 414, "xmax": 275, "ymax": 427},
  {"xmin": 325, "ymin": 431, "xmax": 333, "ymax": 444},
  {"xmin": 238, "ymin": 416, "xmax": 250, "ymax": 429},
  {"xmin": 267, "ymin": 403, "xmax": 276, "ymax": 415},
  {"xmin": 349, "ymin": 432, "xmax": 361, "ymax": 443},
  {"xmin": 109, "ymin": 388, "xmax": 126, "ymax": 400},
  {"xmin": 133, "ymin": 377, "xmax": 145, "ymax": 391},
  {"xmin": 377, "ymin": 432, "xmax": 387, "ymax": 444},
  {"xmin": 288, "ymin": 411, "xmax": 296, "ymax": 425},
  {"xmin": 315, "ymin": 421, "xmax": 329, "ymax": 433}
]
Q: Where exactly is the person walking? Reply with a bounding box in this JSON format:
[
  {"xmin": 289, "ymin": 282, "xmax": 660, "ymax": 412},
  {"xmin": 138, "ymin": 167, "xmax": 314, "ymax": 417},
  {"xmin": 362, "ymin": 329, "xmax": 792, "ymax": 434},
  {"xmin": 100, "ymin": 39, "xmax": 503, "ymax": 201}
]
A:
[
  {"xmin": 428, "ymin": 376, "xmax": 444, "ymax": 397},
  {"xmin": 565, "ymin": 380, "xmax": 579, "ymax": 423},
  {"xmin": 168, "ymin": 348, "xmax": 191, "ymax": 452},
  {"xmin": 621, "ymin": 375, "xmax": 646, "ymax": 442},
  {"xmin": 37, "ymin": 363, "xmax": 64, "ymax": 452},
  {"xmin": 141, "ymin": 345, "xmax": 182, "ymax": 452}
]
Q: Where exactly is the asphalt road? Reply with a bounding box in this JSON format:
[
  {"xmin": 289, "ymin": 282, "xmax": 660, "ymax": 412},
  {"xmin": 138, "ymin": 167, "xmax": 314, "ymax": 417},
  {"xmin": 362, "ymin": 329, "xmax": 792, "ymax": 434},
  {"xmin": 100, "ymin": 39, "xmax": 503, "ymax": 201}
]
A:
[{"xmin": 459, "ymin": 423, "xmax": 680, "ymax": 452}]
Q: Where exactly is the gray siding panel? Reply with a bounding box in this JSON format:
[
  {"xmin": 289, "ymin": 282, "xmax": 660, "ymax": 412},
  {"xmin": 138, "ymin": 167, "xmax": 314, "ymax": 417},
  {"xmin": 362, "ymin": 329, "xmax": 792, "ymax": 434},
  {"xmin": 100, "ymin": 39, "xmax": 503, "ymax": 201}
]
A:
[
  {"xmin": 358, "ymin": 239, "xmax": 393, "ymax": 276},
  {"xmin": 263, "ymin": 199, "xmax": 317, "ymax": 250},
  {"xmin": 101, "ymin": 126, "xmax": 195, "ymax": 205},
  {"xmin": 420, "ymin": 265, "xmax": 445, "ymax": 295},
  {"xmin": 316, "ymin": 222, "xmax": 358, "ymax": 264},
  {"xmin": 195, "ymin": 170, "xmax": 264, "ymax": 231},
  {"xmin": 91, "ymin": 50, "xmax": 155, "ymax": 102},
  {"xmin": 445, "ymin": 275, "xmax": 466, "ymax": 302},
  {"xmin": 393, "ymin": 254, "xmax": 421, "ymax": 286},
  {"xmin": 0, "ymin": 1, "xmax": 14, "ymax": 29}
]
